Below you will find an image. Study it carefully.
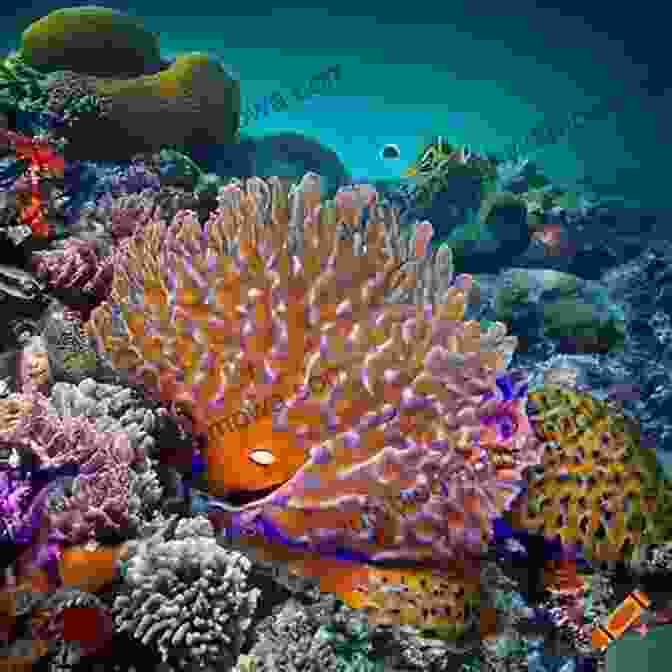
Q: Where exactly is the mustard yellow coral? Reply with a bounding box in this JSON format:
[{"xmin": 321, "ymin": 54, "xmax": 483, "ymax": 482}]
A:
[
  {"xmin": 21, "ymin": 6, "xmax": 162, "ymax": 77},
  {"xmin": 509, "ymin": 384, "xmax": 672, "ymax": 562},
  {"xmin": 86, "ymin": 52, "xmax": 239, "ymax": 158}
]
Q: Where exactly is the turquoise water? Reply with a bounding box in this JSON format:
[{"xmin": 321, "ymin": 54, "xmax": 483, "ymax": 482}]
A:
[
  {"xmin": 0, "ymin": 2, "xmax": 668, "ymax": 202},
  {"xmin": 606, "ymin": 627, "xmax": 672, "ymax": 672}
]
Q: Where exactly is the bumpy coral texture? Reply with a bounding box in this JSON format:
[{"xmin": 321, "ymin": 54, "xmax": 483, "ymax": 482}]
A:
[
  {"xmin": 39, "ymin": 303, "xmax": 102, "ymax": 381},
  {"xmin": 48, "ymin": 379, "xmax": 164, "ymax": 529},
  {"xmin": 32, "ymin": 239, "xmax": 114, "ymax": 301},
  {"xmin": 87, "ymin": 173, "xmax": 541, "ymax": 564},
  {"xmin": 0, "ymin": 392, "xmax": 144, "ymax": 544},
  {"xmin": 510, "ymin": 384, "xmax": 672, "ymax": 561},
  {"xmin": 113, "ymin": 516, "xmax": 259, "ymax": 669},
  {"xmin": 350, "ymin": 566, "xmax": 480, "ymax": 636},
  {"xmin": 20, "ymin": 6, "xmax": 162, "ymax": 77},
  {"xmin": 88, "ymin": 53, "xmax": 240, "ymax": 159}
]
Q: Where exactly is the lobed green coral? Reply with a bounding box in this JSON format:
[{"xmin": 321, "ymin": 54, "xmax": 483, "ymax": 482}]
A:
[
  {"xmin": 509, "ymin": 385, "xmax": 672, "ymax": 562},
  {"xmin": 20, "ymin": 6, "xmax": 162, "ymax": 77}
]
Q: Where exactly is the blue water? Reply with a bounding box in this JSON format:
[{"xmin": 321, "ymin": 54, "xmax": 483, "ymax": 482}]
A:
[{"xmin": 1, "ymin": 0, "xmax": 669, "ymax": 207}]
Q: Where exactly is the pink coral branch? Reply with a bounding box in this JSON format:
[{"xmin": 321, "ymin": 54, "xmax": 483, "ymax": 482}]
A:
[{"xmin": 4, "ymin": 393, "xmax": 143, "ymax": 543}]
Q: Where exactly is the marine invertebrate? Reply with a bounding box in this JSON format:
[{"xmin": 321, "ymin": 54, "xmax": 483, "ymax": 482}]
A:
[
  {"xmin": 68, "ymin": 52, "xmax": 240, "ymax": 160},
  {"xmin": 20, "ymin": 7, "xmax": 162, "ymax": 77},
  {"xmin": 40, "ymin": 303, "xmax": 102, "ymax": 381},
  {"xmin": 42, "ymin": 69, "xmax": 111, "ymax": 125},
  {"xmin": 318, "ymin": 619, "xmax": 385, "ymax": 672},
  {"xmin": 87, "ymin": 172, "xmax": 539, "ymax": 567},
  {"xmin": 0, "ymin": 127, "xmax": 65, "ymax": 238},
  {"xmin": 0, "ymin": 51, "xmax": 49, "ymax": 113},
  {"xmin": 47, "ymin": 378, "xmax": 165, "ymax": 528},
  {"xmin": 113, "ymin": 516, "xmax": 259, "ymax": 669},
  {"xmin": 74, "ymin": 187, "xmax": 194, "ymax": 250},
  {"xmin": 509, "ymin": 385, "xmax": 672, "ymax": 562},
  {"xmin": 16, "ymin": 334, "xmax": 51, "ymax": 394},
  {"xmin": 31, "ymin": 239, "xmax": 114, "ymax": 302},
  {"xmin": 0, "ymin": 391, "xmax": 145, "ymax": 544}
]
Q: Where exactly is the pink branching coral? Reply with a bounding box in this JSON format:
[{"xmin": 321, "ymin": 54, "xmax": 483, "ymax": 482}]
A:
[
  {"xmin": 86, "ymin": 172, "xmax": 542, "ymax": 564},
  {"xmin": 0, "ymin": 392, "xmax": 144, "ymax": 543},
  {"xmin": 75, "ymin": 188, "xmax": 197, "ymax": 248},
  {"xmin": 31, "ymin": 238, "xmax": 114, "ymax": 304}
]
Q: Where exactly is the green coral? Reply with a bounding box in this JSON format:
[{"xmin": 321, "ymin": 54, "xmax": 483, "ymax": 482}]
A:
[
  {"xmin": 318, "ymin": 621, "xmax": 385, "ymax": 672},
  {"xmin": 20, "ymin": 6, "xmax": 162, "ymax": 77},
  {"xmin": 0, "ymin": 50, "xmax": 49, "ymax": 113},
  {"xmin": 541, "ymin": 299, "xmax": 626, "ymax": 352},
  {"xmin": 520, "ymin": 187, "xmax": 567, "ymax": 215}
]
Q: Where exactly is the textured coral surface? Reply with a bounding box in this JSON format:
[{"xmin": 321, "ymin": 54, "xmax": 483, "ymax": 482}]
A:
[
  {"xmin": 88, "ymin": 174, "xmax": 541, "ymax": 568},
  {"xmin": 510, "ymin": 384, "xmax": 672, "ymax": 561}
]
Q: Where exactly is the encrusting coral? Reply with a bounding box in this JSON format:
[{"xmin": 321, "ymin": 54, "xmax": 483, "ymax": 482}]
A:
[{"xmin": 509, "ymin": 384, "xmax": 672, "ymax": 562}]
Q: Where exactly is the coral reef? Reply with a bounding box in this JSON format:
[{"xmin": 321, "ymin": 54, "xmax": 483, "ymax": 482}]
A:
[
  {"xmin": 47, "ymin": 377, "xmax": 165, "ymax": 528},
  {"xmin": 447, "ymin": 191, "xmax": 530, "ymax": 274},
  {"xmin": 235, "ymin": 596, "xmax": 378, "ymax": 672},
  {"xmin": 402, "ymin": 139, "xmax": 497, "ymax": 212},
  {"xmin": 0, "ymin": 391, "xmax": 146, "ymax": 543},
  {"xmin": 86, "ymin": 173, "xmax": 540, "ymax": 569},
  {"xmin": 0, "ymin": 125, "xmax": 65, "ymax": 238},
  {"xmin": 20, "ymin": 6, "xmax": 163, "ymax": 77},
  {"xmin": 229, "ymin": 132, "xmax": 351, "ymax": 197},
  {"xmin": 61, "ymin": 53, "xmax": 240, "ymax": 160},
  {"xmin": 114, "ymin": 516, "xmax": 259, "ymax": 669},
  {"xmin": 39, "ymin": 302, "xmax": 103, "ymax": 381},
  {"xmin": 32, "ymin": 242, "xmax": 114, "ymax": 305},
  {"xmin": 509, "ymin": 384, "xmax": 672, "ymax": 562}
]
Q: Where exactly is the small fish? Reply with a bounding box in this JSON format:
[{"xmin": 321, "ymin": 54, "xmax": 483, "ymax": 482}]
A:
[
  {"xmin": 402, "ymin": 136, "xmax": 456, "ymax": 178},
  {"xmin": 380, "ymin": 143, "xmax": 400, "ymax": 160}
]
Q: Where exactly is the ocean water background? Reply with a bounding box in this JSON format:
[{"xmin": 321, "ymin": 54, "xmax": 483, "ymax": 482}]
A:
[{"xmin": 0, "ymin": 0, "xmax": 669, "ymax": 206}]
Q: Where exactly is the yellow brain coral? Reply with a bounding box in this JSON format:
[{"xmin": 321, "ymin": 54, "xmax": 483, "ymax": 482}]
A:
[{"xmin": 509, "ymin": 384, "xmax": 672, "ymax": 562}]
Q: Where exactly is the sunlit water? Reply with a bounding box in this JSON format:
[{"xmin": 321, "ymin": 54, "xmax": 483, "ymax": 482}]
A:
[{"xmin": 1, "ymin": 1, "xmax": 669, "ymax": 205}]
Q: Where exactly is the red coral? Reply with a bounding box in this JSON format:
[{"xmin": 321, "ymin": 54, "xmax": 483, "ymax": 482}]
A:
[{"xmin": 0, "ymin": 128, "xmax": 65, "ymax": 239}]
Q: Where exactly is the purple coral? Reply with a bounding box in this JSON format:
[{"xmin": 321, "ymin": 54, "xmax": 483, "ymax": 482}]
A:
[
  {"xmin": 2, "ymin": 393, "xmax": 144, "ymax": 544},
  {"xmin": 31, "ymin": 238, "xmax": 114, "ymax": 305}
]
